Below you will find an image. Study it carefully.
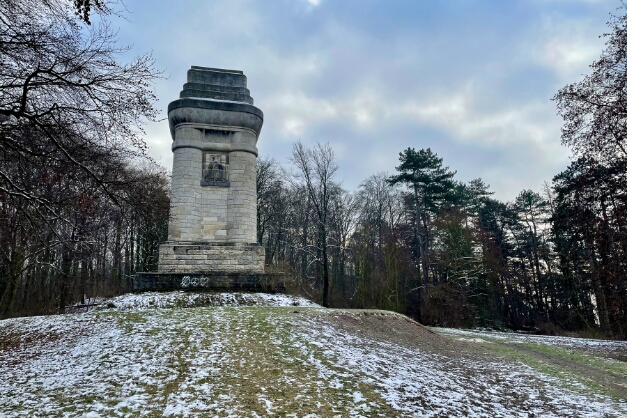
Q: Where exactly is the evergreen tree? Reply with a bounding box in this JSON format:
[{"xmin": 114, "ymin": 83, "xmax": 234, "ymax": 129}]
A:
[{"xmin": 388, "ymin": 148, "xmax": 456, "ymax": 283}]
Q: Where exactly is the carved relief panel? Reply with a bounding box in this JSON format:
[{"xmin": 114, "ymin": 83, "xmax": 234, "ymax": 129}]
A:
[{"xmin": 201, "ymin": 152, "xmax": 229, "ymax": 187}]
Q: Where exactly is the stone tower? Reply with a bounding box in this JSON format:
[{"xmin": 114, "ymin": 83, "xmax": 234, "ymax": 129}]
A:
[{"xmin": 157, "ymin": 66, "xmax": 265, "ymax": 274}]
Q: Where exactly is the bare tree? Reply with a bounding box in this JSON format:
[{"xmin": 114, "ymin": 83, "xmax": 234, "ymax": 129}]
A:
[
  {"xmin": 0, "ymin": 0, "xmax": 166, "ymax": 317},
  {"xmin": 0, "ymin": 0, "xmax": 161, "ymax": 208},
  {"xmin": 553, "ymin": 2, "xmax": 627, "ymax": 164},
  {"xmin": 256, "ymin": 157, "xmax": 282, "ymax": 246},
  {"xmin": 288, "ymin": 141, "xmax": 339, "ymax": 307}
]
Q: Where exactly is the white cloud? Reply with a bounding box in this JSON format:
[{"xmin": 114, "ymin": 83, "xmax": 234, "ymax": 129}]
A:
[
  {"xmin": 397, "ymin": 87, "xmax": 558, "ymax": 146},
  {"xmin": 525, "ymin": 15, "xmax": 607, "ymax": 81},
  {"xmin": 263, "ymin": 91, "xmax": 337, "ymax": 137},
  {"xmin": 348, "ymin": 90, "xmax": 382, "ymax": 128},
  {"xmin": 116, "ymin": 0, "xmax": 615, "ymax": 201},
  {"xmin": 261, "ymin": 87, "xmax": 387, "ymax": 137},
  {"xmin": 394, "ymin": 86, "xmax": 570, "ymax": 171}
]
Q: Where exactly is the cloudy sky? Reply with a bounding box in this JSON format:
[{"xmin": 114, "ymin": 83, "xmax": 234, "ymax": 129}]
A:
[{"xmin": 109, "ymin": 0, "xmax": 617, "ymax": 201}]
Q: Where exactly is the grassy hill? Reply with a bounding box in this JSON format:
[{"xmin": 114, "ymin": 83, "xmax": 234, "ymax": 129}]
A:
[{"xmin": 1, "ymin": 292, "xmax": 626, "ymax": 417}]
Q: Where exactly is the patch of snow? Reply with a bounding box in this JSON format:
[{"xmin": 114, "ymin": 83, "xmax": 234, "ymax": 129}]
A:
[
  {"xmin": 434, "ymin": 327, "xmax": 627, "ymax": 358},
  {"xmin": 99, "ymin": 291, "xmax": 318, "ymax": 311},
  {"xmin": 1, "ymin": 299, "xmax": 625, "ymax": 416},
  {"xmin": 456, "ymin": 337, "xmax": 492, "ymax": 344},
  {"xmin": 295, "ymin": 316, "xmax": 627, "ymax": 417}
]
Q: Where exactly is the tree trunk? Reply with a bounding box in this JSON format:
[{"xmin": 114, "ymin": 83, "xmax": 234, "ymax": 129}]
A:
[{"xmin": 322, "ymin": 226, "xmax": 330, "ymax": 308}]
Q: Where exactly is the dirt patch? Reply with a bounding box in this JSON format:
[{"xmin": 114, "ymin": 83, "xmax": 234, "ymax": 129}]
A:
[
  {"xmin": 0, "ymin": 328, "xmax": 62, "ymax": 365},
  {"xmin": 323, "ymin": 310, "xmax": 487, "ymax": 360},
  {"xmin": 0, "ymin": 317, "xmax": 99, "ymax": 366}
]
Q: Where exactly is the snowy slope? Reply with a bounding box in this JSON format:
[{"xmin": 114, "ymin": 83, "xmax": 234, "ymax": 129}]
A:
[{"xmin": 1, "ymin": 292, "xmax": 626, "ymax": 417}]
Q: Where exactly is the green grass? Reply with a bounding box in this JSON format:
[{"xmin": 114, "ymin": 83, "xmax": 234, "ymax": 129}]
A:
[
  {"xmin": 87, "ymin": 306, "xmax": 396, "ymax": 416},
  {"xmin": 6, "ymin": 303, "xmax": 626, "ymax": 416},
  {"xmin": 517, "ymin": 341, "xmax": 627, "ymax": 376},
  {"xmin": 188, "ymin": 306, "xmax": 396, "ymax": 416},
  {"xmin": 476, "ymin": 335, "xmax": 627, "ymax": 400}
]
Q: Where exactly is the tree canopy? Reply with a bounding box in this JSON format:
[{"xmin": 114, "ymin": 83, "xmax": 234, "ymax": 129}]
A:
[{"xmin": 553, "ymin": 3, "xmax": 627, "ymax": 163}]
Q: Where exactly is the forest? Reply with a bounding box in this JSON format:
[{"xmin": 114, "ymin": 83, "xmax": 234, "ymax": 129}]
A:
[
  {"xmin": 258, "ymin": 143, "xmax": 626, "ymax": 338},
  {"xmin": 0, "ymin": 0, "xmax": 626, "ymax": 339}
]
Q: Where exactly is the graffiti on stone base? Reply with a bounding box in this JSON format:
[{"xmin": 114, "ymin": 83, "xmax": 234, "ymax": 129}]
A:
[{"xmin": 181, "ymin": 276, "xmax": 210, "ymax": 288}]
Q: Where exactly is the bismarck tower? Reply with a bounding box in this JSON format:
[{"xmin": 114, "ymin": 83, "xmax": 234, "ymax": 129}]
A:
[
  {"xmin": 134, "ymin": 66, "xmax": 280, "ymax": 292},
  {"xmin": 158, "ymin": 66, "xmax": 264, "ymax": 274}
]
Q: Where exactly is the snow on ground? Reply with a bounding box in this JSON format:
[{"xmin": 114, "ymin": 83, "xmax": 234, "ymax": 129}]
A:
[
  {"xmin": 0, "ymin": 302, "xmax": 378, "ymax": 416},
  {"xmin": 99, "ymin": 291, "xmax": 319, "ymax": 310},
  {"xmin": 298, "ymin": 316, "xmax": 627, "ymax": 417},
  {"xmin": 434, "ymin": 326, "xmax": 627, "ymax": 358},
  {"xmin": 1, "ymin": 292, "xmax": 626, "ymax": 416}
]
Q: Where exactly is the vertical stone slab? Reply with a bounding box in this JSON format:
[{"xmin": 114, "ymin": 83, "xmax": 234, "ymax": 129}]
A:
[
  {"xmin": 227, "ymin": 150, "xmax": 257, "ymax": 243},
  {"xmin": 169, "ymin": 145, "xmax": 203, "ymax": 241}
]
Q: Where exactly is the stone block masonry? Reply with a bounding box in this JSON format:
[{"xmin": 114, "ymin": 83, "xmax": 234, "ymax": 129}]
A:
[
  {"xmin": 147, "ymin": 66, "xmax": 269, "ymax": 278},
  {"xmin": 166, "ymin": 67, "xmax": 262, "ymax": 246},
  {"xmin": 158, "ymin": 243, "xmax": 264, "ymax": 274}
]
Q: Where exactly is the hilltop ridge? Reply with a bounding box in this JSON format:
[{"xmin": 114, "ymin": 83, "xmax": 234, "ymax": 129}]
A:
[{"xmin": 1, "ymin": 292, "xmax": 626, "ymax": 416}]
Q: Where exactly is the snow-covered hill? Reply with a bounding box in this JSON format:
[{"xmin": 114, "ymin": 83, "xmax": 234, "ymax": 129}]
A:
[{"xmin": 1, "ymin": 292, "xmax": 626, "ymax": 416}]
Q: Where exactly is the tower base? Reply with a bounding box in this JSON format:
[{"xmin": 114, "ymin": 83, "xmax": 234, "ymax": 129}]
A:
[
  {"xmin": 157, "ymin": 242, "xmax": 265, "ymax": 274},
  {"xmin": 133, "ymin": 272, "xmax": 285, "ymax": 293}
]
